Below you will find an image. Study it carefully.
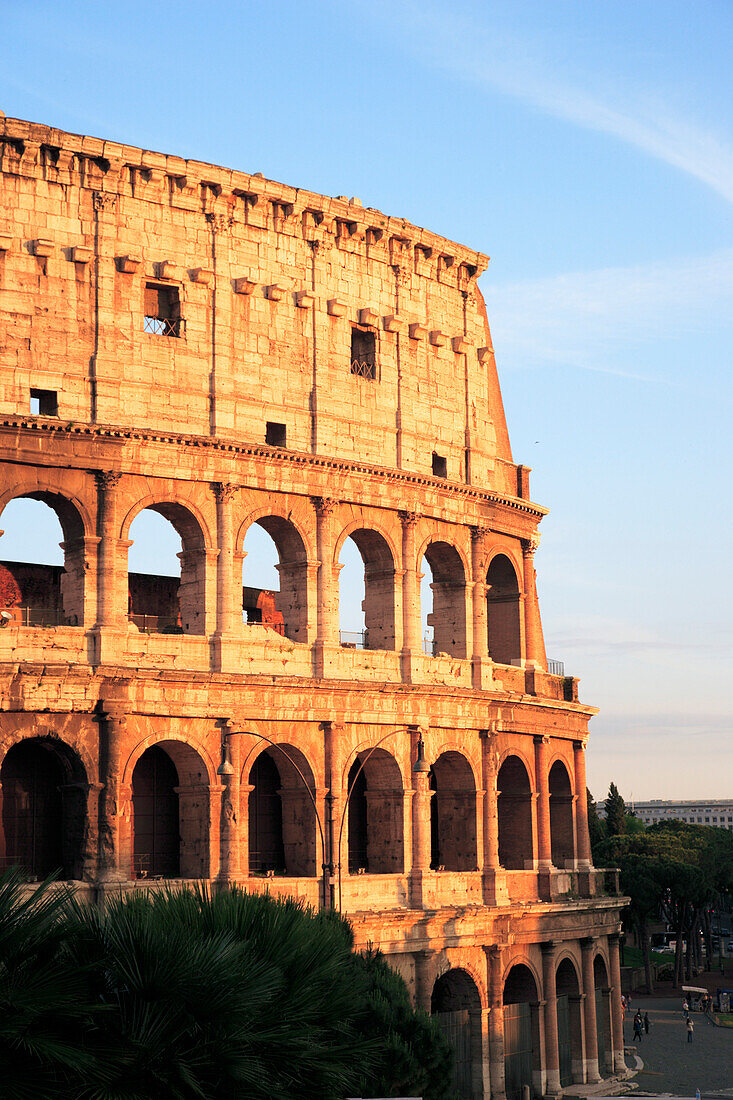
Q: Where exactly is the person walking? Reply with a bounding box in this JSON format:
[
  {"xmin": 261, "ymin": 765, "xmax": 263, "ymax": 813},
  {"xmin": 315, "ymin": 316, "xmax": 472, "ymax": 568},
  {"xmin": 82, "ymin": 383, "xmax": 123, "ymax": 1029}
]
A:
[
  {"xmin": 633, "ymin": 1013, "xmax": 644, "ymax": 1042},
  {"xmin": 687, "ymin": 1017, "xmax": 694, "ymax": 1043},
  {"xmin": 683, "ymin": 998, "xmax": 689, "ymax": 1019},
  {"xmin": 644, "ymin": 1011, "xmax": 650, "ymax": 1035}
]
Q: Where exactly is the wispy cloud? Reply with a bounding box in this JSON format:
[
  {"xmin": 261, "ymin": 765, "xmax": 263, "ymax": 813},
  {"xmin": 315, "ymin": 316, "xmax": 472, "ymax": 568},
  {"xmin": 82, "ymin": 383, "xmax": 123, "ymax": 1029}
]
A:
[
  {"xmin": 481, "ymin": 248, "xmax": 733, "ymax": 376},
  {"xmin": 358, "ymin": 0, "xmax": 733, "ymax": 207}
]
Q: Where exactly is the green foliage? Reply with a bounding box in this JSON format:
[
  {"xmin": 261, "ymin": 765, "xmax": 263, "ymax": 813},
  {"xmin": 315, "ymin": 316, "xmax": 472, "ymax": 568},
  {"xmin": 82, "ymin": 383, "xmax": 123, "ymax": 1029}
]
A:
[
  {"xmin": 0, "ymin": 877, "xmax": 458, "ymax": 1100},
  {"xmin": 353, "ymin": 948, "xmax": 455, "ymax": 1100},
  {"xmin": 605, "ymin": 782, "xmax": 626, "ymax": 837},
  {"xmin": 587, "ymin": 788, "xmax": 606, "ymax": 860}
]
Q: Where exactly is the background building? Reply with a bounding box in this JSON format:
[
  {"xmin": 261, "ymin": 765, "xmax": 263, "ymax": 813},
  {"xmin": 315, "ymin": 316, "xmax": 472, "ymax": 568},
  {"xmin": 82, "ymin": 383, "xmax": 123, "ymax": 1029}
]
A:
[
  {"xmin": 631, "ymin": 800, "xmax": 733, "ymax": 830},
  {"xmin": 0, "ymin": 115, "xmax": 625, "ymax": 1099}
]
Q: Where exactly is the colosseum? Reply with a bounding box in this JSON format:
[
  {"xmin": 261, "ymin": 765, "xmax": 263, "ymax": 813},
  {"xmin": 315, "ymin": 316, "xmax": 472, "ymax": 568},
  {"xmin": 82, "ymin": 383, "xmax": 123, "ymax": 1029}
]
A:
[{"xmin": 0, "ymin": 113, "xmax": 625, "ymax": 1098}]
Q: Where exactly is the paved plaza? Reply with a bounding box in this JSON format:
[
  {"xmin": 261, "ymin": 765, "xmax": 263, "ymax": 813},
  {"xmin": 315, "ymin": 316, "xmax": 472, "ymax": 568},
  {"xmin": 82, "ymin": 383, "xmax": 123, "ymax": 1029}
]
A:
[{"xmin": 619, "ymin": 997, "xmax": 733, "ymax": 1098}]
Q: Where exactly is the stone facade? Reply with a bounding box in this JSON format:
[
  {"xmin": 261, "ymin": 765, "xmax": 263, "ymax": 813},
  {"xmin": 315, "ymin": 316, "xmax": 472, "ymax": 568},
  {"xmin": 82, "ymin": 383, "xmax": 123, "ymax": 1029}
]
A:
[{"xmin": 0, "ymin": 114, "xmax": 625, "ymax": 1099}]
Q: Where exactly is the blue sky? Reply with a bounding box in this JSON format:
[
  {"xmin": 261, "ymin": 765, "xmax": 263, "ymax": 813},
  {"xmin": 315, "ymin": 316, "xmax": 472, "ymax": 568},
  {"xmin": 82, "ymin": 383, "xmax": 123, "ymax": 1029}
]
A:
[{"xmin": 1, "ymin": 0, "xmax": 731, "ymax": 802}]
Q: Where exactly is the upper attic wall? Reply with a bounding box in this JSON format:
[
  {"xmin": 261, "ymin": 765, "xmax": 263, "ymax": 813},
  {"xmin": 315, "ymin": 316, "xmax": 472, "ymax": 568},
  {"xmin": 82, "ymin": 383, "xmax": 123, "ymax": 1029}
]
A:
[{"xmin": 0, "ymin": 115, "xmax": 517, "ymax": 493}]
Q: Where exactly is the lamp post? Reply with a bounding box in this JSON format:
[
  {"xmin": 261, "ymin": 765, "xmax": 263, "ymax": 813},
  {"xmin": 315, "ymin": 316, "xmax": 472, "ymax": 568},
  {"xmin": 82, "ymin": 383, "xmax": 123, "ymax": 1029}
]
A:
[{"xmin": 219, "ymin": 724, "xmax": 429, "ymax": 913}]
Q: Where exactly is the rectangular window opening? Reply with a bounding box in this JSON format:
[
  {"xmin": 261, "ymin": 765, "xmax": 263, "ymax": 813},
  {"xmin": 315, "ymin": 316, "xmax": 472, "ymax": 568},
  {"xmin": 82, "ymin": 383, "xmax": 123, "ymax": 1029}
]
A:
[
  {"xmin": 432, "ymin": 452, "xmax": 447, "ymax": 478},
  {"xmin": 351, "ymin": 327, "xmax": 377, "ymax": 380},
  {"xmin": 30, "ymin": 388, "xmax": 58, "ymax": 416},
  {"xmin": 266, "ymin": 422, "xmax": 287, "ymax": 447},
  {"xmin": 144, "ymin": 283, "xmax": 181, "ymax": 337}
]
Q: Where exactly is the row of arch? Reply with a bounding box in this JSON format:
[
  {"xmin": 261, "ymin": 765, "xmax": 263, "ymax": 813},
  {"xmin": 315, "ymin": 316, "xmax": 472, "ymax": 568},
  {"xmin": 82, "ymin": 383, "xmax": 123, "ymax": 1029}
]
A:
[
  {"xmin": 0, "ymin": 488, "xmax": 529, "ymax": 664},
  {"xmin": 0, "ymin": 734, "xmax": 578, "ymax": 881},
  {"xmin": 433, "ymin": 951, "xmax": 615, "ymax": 1098}
]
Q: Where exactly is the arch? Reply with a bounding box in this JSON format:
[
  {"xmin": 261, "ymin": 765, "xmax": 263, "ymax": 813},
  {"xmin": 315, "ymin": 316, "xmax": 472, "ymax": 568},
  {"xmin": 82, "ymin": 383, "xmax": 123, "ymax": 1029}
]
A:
[
  {"xmin": 337, "ymin": 527, "xmax": 396, "ymax": 651},
  {"xmin": 0, "ymin": 491, "xmax": 89, "ymax": 626},
  {"xmin": 497, "ymin": 755, "xmax": 534, "ymax": 870},
  {"xmin": 421, "ymin": 540, "xmax": 468, "ymax": 657},
  {"xmin": 0, "ymin": 736, "xmax": 88, "ymax": 880},
  {"xmin": 486, "ymin": 553, "xmax": 521, "ymax": 665},
  {"xmin": 130, "ymin": 740, "xmax": 210, "ymax": 879},
  {"xmin": 125, "ymin": 501, "xmax": 208, "ymax": 635},
  {"xmin": 503, "ymin": 963, "xmax": 541, "ymax": 1100},
  {"xmin": 346, "ymin": 747, "xmax": 404, "ymax": 874},
  {"xmin": 430, "ymin": 751, "xmax": 477, "ymax": 871},
  {"xmin": 248, "ymin": 745, "xmax": 317, "ymax": 877},
  {"xmin": 549, "ymin": 759, "xmax": 575, "ymax": 867},
  {"xmin": 431, "ymin": 967, "xmax": 483, "ymax": 1100},
  {"xmin": 593, "ymin": 954, "xmax": 613, "ymax": 1077},
  {"xmin": 240, "ymin": 513, "xmax": 310, "ymax": 642},
  {"xmin": 556, "ymin": 956, "xmax": 583, "ymax": 1086}
]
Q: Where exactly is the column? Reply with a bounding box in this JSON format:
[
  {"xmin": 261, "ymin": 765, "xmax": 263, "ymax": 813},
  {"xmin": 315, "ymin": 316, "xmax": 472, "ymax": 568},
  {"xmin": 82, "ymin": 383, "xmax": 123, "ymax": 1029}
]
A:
[
  {"xmin": 97, "ymin": 704, "xmax": 127, "ymax": 881},
  {"xmin": 470, "ymin": 525, "xmax": 490, "ymax": 688},
  {"xmin": 542, "ymin": 942, "xmax": 562, "ymax": 1096},
  {"xmin": 413, "ymin": 949, "xmax": 433, "ymax": 1013},
  {"xmin": 534, "ymin": 735, "xmax": 552, "ymax": 868},
  {"xmin": 580, "ymin": 938, "xmax": 601, "ymax": 1083},
  {"xmin": 94, "ymin": 471, "xmax": 121, "ymax": 648},
  {"xmin": 218, "ymin": 726, "xmax": 241, "ymax": 882},
  {"xmin": 522, "ymin": 536, "xmax": 547, "ymax": 668},
  {"xmin": 573, "ymin": 741, "xmax": 592, "ymax": 868},
  {"xmin": 485, "ymin": 945, "xmax": 507, "ymax": 1100},
  {"xmin": 214, "ymin": 483, "xmax": 238, "ymax": 634},
  {"xmin": 323, "ymin": 719, "xmax": 344, "ymax": 910},
  {"xmin": 410, "ymin": 727, "xmax": 433, "ymax": 908},
  {"xmin": 608, "ymin": 933, "xmax": 626, "ymax": 1074},
  {"xmin": 480, "ymin": 727, "xmax": 508, "ymax": 905},
  {"xmin": 312, "ymin": 496, "xmax": 338, "ymax": 676},
  {"xmin": 399, "ymin": 510, "xmax": 421, "ymax": 681}
]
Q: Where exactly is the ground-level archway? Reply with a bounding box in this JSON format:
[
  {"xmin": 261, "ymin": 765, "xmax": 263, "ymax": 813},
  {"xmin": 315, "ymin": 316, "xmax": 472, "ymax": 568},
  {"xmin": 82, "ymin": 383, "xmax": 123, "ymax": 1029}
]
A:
[
  {"xmin": 0, "ymin": 737, "xmax": 87, "ymax": 879},
  {"xmin": 503, "ymin": 963, "xmax": 541, "ymax": 1100},
  {"xmin": 593, "ymin": 954, "xmax": 613, "ymax": 1077},
  {"xmin": 431, "ymin": 968, "xmax": 483, "ymax": 1099},
  {"xmin": 556, "ymin": 957, "xmax": 583, "ymax": 1086}
]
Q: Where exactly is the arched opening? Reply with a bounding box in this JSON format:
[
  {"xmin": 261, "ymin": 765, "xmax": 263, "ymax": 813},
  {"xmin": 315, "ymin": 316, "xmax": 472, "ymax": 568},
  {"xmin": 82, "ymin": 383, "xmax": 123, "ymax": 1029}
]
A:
[
  {"xmin": 556, "ymin": 958, "xmax": 583, "ymax": 1086},
  {"xmin": 431, "ymin": 968, "xmax": 483, "ymax": 1100},
  {"xmin": 593, "ymin": 955, "xmax": 613, "ymax": 1077},
  {"xmin": 242, "ymin": 517, "xmax": 308, "ymax": 642},
  {"xmin": 127, "ymin": 504, "xmax": 207, "ymax": 635},
  {"xmin": 0, "ymin": 737, "xmax": 87, "ymax": 879},
  {"xmin": 503, "ymin": 964, "xmax": 541, "ymax": 1100},
  {"xmin": 430, "ymin": 751, "xmax": 477, "ymax": 871},
  {"xmin": 487, "ymin": 555, "xmax": 521, "ymax": 665},
  {"xmin": 549, "ymin": 761, "xmax": 575, "ymax": 867},
  {"xmin": 347, "ymin": 749, "xmax": 403, "ymax": 874},
  {"xmin": 497, "ymin": 756, "xmax": 534, "ymax": 870},
  {"xmin": 339, "ymin": 529, "xmax": 395, "ymax": 651},
  {"xmin": 131, "ymin": 741, "xmax": 209, "ymax": 879},
  {"xmin": 0, "ymin": 494, "xmax": 87, "ymax": 626},
  {"xmin": 248, "ymin": 746, "xmax": 317, "ymax": 877},
  {"xmin": 420, "ymin": 542, "xmax": 467, "ymax": 657}
]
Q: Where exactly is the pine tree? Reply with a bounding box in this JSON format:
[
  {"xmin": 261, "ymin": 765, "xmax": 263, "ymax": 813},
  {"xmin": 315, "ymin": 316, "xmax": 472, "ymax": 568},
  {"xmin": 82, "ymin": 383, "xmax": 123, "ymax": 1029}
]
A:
[{"xmin": 605, "ymin": 782, "xmax": 627, "ymax": 837}]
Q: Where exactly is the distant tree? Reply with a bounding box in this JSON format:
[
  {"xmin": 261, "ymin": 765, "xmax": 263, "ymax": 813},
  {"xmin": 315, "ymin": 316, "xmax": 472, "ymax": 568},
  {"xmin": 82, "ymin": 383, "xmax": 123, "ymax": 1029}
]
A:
[
  {"xmin": 625, "ymin": 811, "xmax": 646, "ymax": 835},
  {"xmin": 587, "ymin": 788, "xmax": 606, "ymax": 860},
  {"xmin": 605, "ymin": 782, "xmax": 627, "ymax": 837}
]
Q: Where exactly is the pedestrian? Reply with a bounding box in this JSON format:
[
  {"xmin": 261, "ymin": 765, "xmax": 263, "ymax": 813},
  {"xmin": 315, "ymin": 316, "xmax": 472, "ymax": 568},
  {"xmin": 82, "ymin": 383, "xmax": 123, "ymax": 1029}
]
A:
[
  {"xmin": 683, "ymin": 998, "xmax": 689, "ymax": 1019},
  {"xmin": 687, "ymin": 1017, "xmax": 694, "ymax": 1043},
  {"xmin": 644, "ymin": 1011, "xmax": 650, "ymax": 1034},
  {"xmin": 633, "ymin": 1014, "xmax": 643, "ymax": 1042}
]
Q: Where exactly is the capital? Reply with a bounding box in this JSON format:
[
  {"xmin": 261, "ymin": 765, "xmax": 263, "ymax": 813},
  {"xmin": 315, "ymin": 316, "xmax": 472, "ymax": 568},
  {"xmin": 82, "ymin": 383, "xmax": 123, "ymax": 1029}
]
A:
[
  {"xmin": 95, "ymin": 470, "xmax": 121, "ymax": 492},
  {"xmin": 213, "ymin": 481, "xmax": 239, "ymax": 503},
  {"xmin": 399, "ymin": 509, "xmax": 419, "ymax": 530},
  {"xmin": 523, "ymin": 533, "xmax": 541, "ymax": 556},
  {"xmin": 206, "ymin": 211, "xmax": 234, "ymax": 233},
  {"xmin": 93, "ymin": 191, "xmax": 117, "ymax": 212},
  {"xmin": 470, "ymin": 524, "xmax": 490, "ymax": 543},
  {"xmin": 534, "ymin": 734, "xmax": 550, "ymax": 747},
  {"xmin": 541, "ymin": 940, "xmax": 558, "ymax": 956},
  {"xmin": 312, "ymin": 496, "xmax": 337, "ymax": 518}
]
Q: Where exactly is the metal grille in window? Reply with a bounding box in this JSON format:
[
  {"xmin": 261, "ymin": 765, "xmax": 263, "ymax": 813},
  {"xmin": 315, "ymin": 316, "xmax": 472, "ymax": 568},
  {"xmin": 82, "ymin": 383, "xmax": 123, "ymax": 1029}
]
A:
[
  {"xmin": 144, "ymin": 283, "xmax": 181, "ymax": 337},
  {"xmin": 350, "ymin": 328, "xmax": 376, "ymax": 379}
]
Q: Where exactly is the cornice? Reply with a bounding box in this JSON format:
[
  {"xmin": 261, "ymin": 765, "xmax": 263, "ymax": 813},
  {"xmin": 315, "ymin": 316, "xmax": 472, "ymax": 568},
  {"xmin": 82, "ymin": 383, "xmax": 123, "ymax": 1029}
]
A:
[{"xmin": 0, "ymin": 416, "xmax": 548, "ymax": 519}]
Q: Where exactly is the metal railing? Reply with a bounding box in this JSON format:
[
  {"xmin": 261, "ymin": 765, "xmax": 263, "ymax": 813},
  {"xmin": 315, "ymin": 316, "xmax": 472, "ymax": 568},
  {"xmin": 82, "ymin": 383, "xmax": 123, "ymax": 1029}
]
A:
[
  {"xmin": 1, "ymin": 607, "xmax": 71, "ymax": 627},
  {"xmin": 422, "ymin": 635, "xmax": 437, "ymax": 656},
  {"xmin": 350, "ymin": 358, "xmax": 376, "ymax": 380},
  {"xmin": 128, "ymin": 613, "xmax": 183, "ymax": 634},
  {"xmin": 144, "ymin": 315, "xmax": 181, "ymax": 337},
  {"xmin": 547, "ymin": 658, "xmax": 565, "ymax": 676},
  {"xmin": 340, "ymin": 629, "xmax": 369, "ymax": 649}
]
